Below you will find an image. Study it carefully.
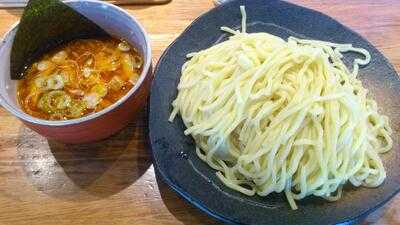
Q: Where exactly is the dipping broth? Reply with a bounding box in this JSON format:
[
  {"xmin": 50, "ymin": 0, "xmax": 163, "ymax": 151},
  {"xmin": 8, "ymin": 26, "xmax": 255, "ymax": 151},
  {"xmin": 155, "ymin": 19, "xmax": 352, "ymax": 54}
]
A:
[{"xmin": 17, "ymin": 37, "xmax": 143, "ymax": 120}]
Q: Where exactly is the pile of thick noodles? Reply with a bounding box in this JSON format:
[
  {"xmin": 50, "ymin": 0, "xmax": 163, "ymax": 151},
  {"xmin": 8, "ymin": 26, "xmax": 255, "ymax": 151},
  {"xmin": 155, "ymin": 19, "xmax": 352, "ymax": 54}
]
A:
[{"xmin": 169, "ymin": 6, "xmax": 392, "ymax": 209}]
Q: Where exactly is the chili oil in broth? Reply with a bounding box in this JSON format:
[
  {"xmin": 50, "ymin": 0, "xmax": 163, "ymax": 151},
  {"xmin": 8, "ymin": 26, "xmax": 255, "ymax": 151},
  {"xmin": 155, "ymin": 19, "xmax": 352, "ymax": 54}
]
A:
[{"xmin": 17, "ymin": 37, "xmax": 143, "ymax": 120}]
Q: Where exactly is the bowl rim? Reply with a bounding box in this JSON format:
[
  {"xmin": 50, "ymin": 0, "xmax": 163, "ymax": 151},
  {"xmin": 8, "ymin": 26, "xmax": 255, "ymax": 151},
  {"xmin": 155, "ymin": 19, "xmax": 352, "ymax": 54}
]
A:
[{"xmin": 0, "ymin": 0, "xmax": 152, "ymax": 127}]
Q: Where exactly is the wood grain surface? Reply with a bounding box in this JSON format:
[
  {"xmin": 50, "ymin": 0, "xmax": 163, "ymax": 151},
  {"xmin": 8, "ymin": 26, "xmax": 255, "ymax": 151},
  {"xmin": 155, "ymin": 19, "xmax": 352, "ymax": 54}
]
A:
[{"xmin": 0, "ymin": 0, "xmax": 399, "ymax": 224}]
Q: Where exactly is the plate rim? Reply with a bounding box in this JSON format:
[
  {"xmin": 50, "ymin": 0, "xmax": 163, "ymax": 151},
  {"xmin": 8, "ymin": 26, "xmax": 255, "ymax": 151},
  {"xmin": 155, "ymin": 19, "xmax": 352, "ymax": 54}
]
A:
[{"xmin": 149, "ymin": 0, "xmax": 400, "ymax": 224}]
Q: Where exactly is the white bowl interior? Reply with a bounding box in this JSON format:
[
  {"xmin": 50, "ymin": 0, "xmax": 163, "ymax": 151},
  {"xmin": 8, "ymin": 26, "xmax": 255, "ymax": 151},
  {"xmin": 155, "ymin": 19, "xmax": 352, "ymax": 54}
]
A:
[
  {"xmin": 0, "ymin": 0, "xmax": 151, "ymax": 126},
  {"xmin": 0, "ymin": 31, "xmax": 18, "ymax": 108}
]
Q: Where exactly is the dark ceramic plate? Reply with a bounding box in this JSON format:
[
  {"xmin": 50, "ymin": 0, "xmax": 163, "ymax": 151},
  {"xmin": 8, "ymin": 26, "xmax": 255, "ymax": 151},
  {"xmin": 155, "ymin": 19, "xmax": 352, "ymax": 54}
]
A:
[{"xmin": 149, "ymin": 0, "xmax": 400, "ymax": 224}]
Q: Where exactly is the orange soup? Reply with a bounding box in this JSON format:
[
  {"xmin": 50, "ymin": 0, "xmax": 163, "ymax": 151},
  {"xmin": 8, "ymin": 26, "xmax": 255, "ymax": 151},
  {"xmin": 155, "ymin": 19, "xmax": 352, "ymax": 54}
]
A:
[{"xmin": 17, "ymin": 37, "xmax": 142, "ymax": 120}]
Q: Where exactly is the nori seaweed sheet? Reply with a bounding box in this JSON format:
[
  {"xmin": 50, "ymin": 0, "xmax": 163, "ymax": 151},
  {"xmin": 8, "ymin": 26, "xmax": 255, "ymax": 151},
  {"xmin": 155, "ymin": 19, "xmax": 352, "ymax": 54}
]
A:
[{"xmin": 10, "ymin": 0, "xmax": 109, "ymax": 80}]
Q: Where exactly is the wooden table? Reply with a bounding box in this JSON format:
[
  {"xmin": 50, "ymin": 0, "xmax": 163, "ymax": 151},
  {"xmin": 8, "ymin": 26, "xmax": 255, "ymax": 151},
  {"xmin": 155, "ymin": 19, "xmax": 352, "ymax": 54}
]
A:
[{"xmin": 0, "ymin": 0, "xmax": 399, "ymax": 224}]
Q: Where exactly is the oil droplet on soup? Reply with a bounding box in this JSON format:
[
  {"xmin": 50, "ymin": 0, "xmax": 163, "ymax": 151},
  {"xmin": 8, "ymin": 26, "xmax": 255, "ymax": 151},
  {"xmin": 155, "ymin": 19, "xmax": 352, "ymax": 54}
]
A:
[{"xmin": 17, "ymin": 38, "xmax": 143, "ymax": 120}]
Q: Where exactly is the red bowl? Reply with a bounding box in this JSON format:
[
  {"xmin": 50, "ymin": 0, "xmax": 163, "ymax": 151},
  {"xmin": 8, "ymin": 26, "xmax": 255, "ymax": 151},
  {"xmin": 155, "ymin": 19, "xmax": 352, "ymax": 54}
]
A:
[{"xmin": 0, "ymin": 0, "xmax": 152, "ymax": 143}]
